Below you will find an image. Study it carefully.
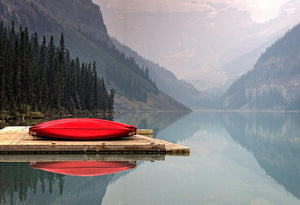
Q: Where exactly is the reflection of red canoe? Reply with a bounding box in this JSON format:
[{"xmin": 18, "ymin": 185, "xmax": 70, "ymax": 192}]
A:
[
  {"xmin": 29, "ymin": 118, "xmax": 137, "ymax": 140},
  {"xmin": 30, "ymin": 161, "xmax": 136, "ymax": 177}
]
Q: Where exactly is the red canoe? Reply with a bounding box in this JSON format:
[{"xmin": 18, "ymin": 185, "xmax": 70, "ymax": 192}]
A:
[
  {"xmin": 29, "ymin": 118, "xmax": 137, "ymax": 140},
  {"xmin": 30, "ymin": 161, "xmax": 136, "ymax": 177}
]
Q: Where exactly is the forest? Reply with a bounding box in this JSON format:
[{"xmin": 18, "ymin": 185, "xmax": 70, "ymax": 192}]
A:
[{"xmin": 0, "ymin": 21, "xmax": 114, "ymax": 119}]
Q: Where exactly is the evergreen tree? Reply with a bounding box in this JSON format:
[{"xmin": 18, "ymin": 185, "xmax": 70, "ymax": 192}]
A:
[
  {"xmin": 0, "ymin": 22, "xmax": 114, "ymax": 118},
  {"xmin": 39, "ymin": 35, "xmax": 48, "ymax": 110}
]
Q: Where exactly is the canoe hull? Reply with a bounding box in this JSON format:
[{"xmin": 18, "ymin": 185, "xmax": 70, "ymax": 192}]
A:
[{"xmin": 29, "ymin": 118, "xmax": 137, "ymax": 140}]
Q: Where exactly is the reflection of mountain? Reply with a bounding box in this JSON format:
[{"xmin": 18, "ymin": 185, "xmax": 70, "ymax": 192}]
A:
[
  {"xmin": 222, "ymin": 113, "xmax": 300, "ymax": 199},
  {"xmin": 114, "ymin": 112, "xmax": 189, "ymax": 137},
  {"xmin": 114, "ymin": 111, "xmax": 206, "ymax": 143},
  {"xmin": 155, "ymin": 112, "xmax": 224, "ymax": 143}
]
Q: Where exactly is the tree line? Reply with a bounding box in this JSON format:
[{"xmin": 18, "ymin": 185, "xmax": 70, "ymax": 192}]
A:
[{"xmin": 0, "ymin": 21, "xmax": 114, "ymax": 118}]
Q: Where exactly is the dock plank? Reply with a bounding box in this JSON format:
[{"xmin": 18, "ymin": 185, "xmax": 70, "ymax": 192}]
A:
[
  {"xmin": 0, "ymin": 153, "xmax": 165, "ymax": 162},
  {"xmin": 0, "ymin": 127, "xmax": 190, "ymax": 155}
]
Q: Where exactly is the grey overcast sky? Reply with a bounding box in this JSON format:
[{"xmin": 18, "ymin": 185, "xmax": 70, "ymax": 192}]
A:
[{"xmin": 92, "ymin": 0, "xmax": 300, "ymax": 91}]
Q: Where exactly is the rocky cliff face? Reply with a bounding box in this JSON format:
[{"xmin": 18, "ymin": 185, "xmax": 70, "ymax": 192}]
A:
[
  {"xmin": 36, "ymin": 0, "xmax": 111, "ymax": 45},
  {"xmin": 0, "ymin": 0, "xmax": 112, "ymax": 46}
]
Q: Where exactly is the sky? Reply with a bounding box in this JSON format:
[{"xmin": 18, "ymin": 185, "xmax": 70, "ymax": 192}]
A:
[
  {"xmin": 93, "ymin": 0, "xmax": 300, "ymax": 92},
  {"xmin": 95, "ymin": 0, "xmax": 291, "ymax": 23}
]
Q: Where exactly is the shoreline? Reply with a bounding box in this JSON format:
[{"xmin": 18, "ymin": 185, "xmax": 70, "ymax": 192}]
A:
[
  {"xmin": 192, "ymin": 109, "xmax": 300, "ymax": 113},
  {"xmin": 0, "ymin": 112, "xmax": 114, "ymax": 124}
]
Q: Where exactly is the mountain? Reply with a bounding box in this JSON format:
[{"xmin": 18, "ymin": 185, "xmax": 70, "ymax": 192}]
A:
[
  {"xmin": 111, "ymin": 38, "xmax": 202, "ymax": 108},
  {"xmin": 0, "ymin": 0, "xmax": 190, "ymax": 112},
  {"xmin": 184, "ymin": 29, "xmax": 286, "ymax": 98},
  {"xmin": 222, "ymin": 23, "xmax": 300, "ymax": 111},
  {"xmin": 97, "ymin": 0, "xmax": 300, "ymax": 99},
  {"xmin": 213, "ymin": 29, "xmax": 287, "ymax": 96}
]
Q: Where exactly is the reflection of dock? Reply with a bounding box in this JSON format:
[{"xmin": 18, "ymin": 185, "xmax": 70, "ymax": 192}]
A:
[{"xmin": 0, "ymin": 127, "xmax": 189, "ymax": 159}]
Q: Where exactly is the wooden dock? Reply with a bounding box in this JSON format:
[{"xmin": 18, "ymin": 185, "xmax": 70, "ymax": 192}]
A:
[
  {"xmin": 0, "ymin": 153, "xmax": 166, "ymax": 162},
  {"xmin": 0, "ymin": 127, "xmax": 189, "ymax": 158}
]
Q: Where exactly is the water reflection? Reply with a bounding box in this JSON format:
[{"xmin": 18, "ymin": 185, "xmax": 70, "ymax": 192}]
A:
[
  {"xmin": 168, "ymin": 112, "xmax": 300, "ymax": 201},
  {"xmin": 222, "ymin": 112, "xmax": 300, "ymax": 199},
  {"xmin": 181, "ymin": 112, "xmax": 300, "ymax": 200},
  {"xmin": 0, "ymin": 160, "xmax": 138, "ymax": 205},
  {"xmin": 1, "ymin": 112, "xmax": 300, "ymax": 204},
  {"xmin": 114, "ymin": 112, "xmax": 188, "ymax": 137},
  {"xmin": 30, "ymin": 161, "xmax": 136, "ymax": 177},
  {"xmin": 0, "ymin": 162, "xmax": 64, "ymax": 204}
]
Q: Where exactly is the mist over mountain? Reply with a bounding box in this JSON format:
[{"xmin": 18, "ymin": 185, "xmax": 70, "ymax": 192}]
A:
[
  {"xmin": 111, "ymin": 38, "xmax": 202, "ymax": 108},
  {"xmin": 211, "ymin": 30, "xmax": 287, "ymax": 96},
  {"xmin": 96, "ymin": 0, "xmax": 300, "ymax": 95},
  {"xmin": 0, "ymin": 0, "xmax": 191, "ymax": 112},
  {"xmin": 223, "ymin": 23, "xmax": 300, "ymax": 110}
]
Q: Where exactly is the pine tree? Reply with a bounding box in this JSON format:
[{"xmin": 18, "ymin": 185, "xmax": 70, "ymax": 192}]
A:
[
  {"xmin": 0, "ymin": 21, "xmax": 5, "ymax": 114},
  {"xmin": 92, "ymin": 61, "xmax": 98, "ymax": 109},
  {"xmin": 0, "ymin": 23, "xmax": 114, "ymax": 118},
  {"xmin": 57, "ymin": 33, "xmax": 66, "ymax": 108},
  {"xmin": 39, "ymin": 36, "xmax": 48, "ymax": 111}
]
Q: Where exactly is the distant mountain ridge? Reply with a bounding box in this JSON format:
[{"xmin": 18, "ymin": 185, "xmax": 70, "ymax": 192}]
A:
[
  {"xmin": 222, "ymin": 23, "xmax": 300, "ymax": 111},
  {"xmin": 111, "ymin": 38, "xmax": 202, "ymax": 108},
  {"xmin": 0, "ymin": 0, "xmax": 191, "ymax": 112}
]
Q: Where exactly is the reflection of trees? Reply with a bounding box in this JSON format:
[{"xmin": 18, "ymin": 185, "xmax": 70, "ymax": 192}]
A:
[
  {"xmin": 0, "ymin": 162, "xmax": 133, "ymax": 205},
  {"xmin": 53, "ymin": 174, "xmax": 114, "ymax": 205},
  {"xmin": 0, "ymin": 162, "xmax": 64, "ymax": 204},
  {"xmin": 222, "ymin": 113, "xmax": 300, "ymax": 199}
]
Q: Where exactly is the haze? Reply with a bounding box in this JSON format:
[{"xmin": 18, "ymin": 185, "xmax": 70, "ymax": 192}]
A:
[{"xmin": 93, "ymin": 0, "xmax": 300, "ymax": 93}]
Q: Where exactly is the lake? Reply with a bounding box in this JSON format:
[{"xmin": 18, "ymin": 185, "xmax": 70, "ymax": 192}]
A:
[{"xmin": 1, "ymin": 112, "xmax": 300, "ymax": 205}]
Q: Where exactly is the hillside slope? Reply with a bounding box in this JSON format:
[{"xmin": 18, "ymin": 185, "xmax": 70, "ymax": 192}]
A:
[
  {"xmin": 111, "ymin": 38, "xmax": 202, "ymax": 108},
  {"xmin": 222, "ymin": 24, "xmax": 300, "ymax": 111},
  {"xmin": 0, "ymin": 0, "xmax": 190, "ymax": 112}
]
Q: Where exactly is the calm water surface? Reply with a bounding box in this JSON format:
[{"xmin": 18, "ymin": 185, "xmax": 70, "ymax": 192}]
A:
[{"xmin": 1, "ymin": 112, "xmax": 300, "ymax": 205}]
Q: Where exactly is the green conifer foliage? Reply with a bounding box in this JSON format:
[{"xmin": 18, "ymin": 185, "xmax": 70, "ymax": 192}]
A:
[{"xmin": 0, "ymin": 22, "xmax": 114, "ymax": 118}]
